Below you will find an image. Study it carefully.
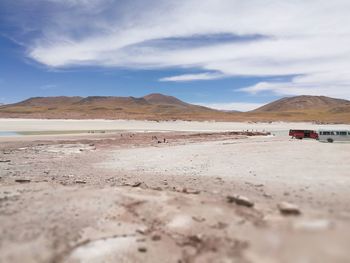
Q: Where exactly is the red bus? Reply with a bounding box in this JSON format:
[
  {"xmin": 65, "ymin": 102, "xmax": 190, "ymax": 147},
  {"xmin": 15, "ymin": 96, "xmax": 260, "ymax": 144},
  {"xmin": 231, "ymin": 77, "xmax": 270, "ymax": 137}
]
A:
[{"xmin": 289, "ymin": 129, "xmax": 319, "ymax": 140}]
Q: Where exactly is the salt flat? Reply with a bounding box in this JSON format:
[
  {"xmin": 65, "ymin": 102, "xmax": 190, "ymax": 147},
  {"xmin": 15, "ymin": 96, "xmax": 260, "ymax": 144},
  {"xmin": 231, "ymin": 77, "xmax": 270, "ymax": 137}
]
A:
[{"xmin": 1, "ymin": 118, "xmax": 350, "ymax": 133}]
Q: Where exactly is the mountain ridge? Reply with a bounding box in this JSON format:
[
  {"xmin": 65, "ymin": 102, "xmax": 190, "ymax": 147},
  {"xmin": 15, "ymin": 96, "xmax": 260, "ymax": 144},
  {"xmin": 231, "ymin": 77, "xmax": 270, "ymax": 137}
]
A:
[
  {"xmin": 253, "ymin": 95, "xmax": 350, "ymax": 112},
  {"xmin": 1, "ymin": 94, "xmax": 350, "ymax": 123}
]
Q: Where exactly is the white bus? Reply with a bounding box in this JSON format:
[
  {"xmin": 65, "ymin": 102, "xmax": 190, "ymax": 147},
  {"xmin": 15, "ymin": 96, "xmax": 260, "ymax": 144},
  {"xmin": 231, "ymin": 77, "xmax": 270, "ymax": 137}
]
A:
[{"xmin": 318, "ymin": 130, "xmax": 350, "ymax": 143}]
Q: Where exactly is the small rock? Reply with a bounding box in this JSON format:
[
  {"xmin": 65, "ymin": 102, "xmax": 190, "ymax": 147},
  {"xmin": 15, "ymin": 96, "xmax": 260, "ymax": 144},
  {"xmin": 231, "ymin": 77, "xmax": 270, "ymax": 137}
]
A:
[
  {"xmin": 132, "ymin": 182, "xmax": 142, "ymax": 187},
  {"xmin": 75, "ymin": 180, "xmax": 87, "ymax": 184},
  {"xmin": 151, "ymin": 234, "xmax": 162, "ymax": 241},
  {"xmin": 182, "ymin": 188, "xmax": 200, "ymax": 195},
  {"xmin": 192, "ymin": 216, "xmax": 205, "ymax": 222},
  {"xmin": 227, "ymin": 195, "xmax": 254, "ymax": 207},
  {"xmin": 263, "ymin": 193, "xmax": 273, "ymax": 199},
  {"xmin": 138, "ymin": 247, "xmax": 147, "ymax": 253},
  {"xmin": 188, "ymin": 234, "xmax": 203, "ymax": 244},
  {"xmin": 136, "ymin": 226, "xmax": 149, "ymax": 235},
  {"xmin": 278, "ymin": 202, "xmax": 301, "ymax": 215},
  {"xmin": 151, "ymin": 186, "xmax": 162, "ymax": 191},
  {"xmin": 15, "ymin": 179, "xmax": 31, "ymax": 183}
]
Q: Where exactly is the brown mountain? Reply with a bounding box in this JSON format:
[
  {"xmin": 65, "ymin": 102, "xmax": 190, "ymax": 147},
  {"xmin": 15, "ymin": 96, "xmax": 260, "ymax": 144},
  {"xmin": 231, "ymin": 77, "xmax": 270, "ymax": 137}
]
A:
[
  {"xmin": 0, "ymin": 94, "xmax": 232, "ymax": 121},
  {"xmin": 0, "ymin": 94, "xmax": 350, "ymax": 123},
  {"xmin": 254, "ymin": 95, "xmax": 350, "ymax": 112},
  {"xmin": 247, "ymin": 95, "xmax": 350, "ymax": 123}
]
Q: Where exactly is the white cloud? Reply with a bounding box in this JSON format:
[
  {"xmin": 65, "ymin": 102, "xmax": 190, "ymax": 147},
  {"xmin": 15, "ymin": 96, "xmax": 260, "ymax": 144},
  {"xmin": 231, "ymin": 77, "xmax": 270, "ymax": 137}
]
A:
[
  {"xmin": 15, "ymin": 0, "xmax": 350, "ymax": 99},
  {"xmin": 194, "ymin": 102, "xmax": 265, "ymax": 112},
  {"xmin": 159, "ymin": 72, "xmax": 224, "ymax": 82},
  {"xmin": 241, "ymin": 71, "xmax": 350, "ymax": 99}
]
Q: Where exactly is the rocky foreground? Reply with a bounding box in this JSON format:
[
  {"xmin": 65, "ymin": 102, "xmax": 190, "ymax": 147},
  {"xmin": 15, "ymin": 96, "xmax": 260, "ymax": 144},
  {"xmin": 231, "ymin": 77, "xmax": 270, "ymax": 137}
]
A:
[{"xmin": 1, "ymin": 131, "xmax": 350, "ymax": 263}]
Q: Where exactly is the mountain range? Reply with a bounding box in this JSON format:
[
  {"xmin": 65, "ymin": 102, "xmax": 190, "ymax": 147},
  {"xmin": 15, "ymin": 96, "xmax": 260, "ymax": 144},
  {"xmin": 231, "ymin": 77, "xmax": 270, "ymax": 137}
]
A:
[{"xmin": 0, "ymin": 93, "xmax": 350, "ymax": 123}]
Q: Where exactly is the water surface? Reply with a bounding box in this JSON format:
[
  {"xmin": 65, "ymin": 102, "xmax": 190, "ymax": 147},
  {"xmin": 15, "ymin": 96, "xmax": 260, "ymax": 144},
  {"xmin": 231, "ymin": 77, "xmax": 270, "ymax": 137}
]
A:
[{"xmin": 0, "ymin": 131, "xmax": 19, "ymax": 137}]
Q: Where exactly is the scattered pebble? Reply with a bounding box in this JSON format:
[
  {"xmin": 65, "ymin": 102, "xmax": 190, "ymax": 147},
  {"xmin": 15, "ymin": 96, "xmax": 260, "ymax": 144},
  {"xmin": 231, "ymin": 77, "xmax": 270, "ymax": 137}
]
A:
[
  {"xmin": 192, "ymin": 216, "xmax": 206, "ymax": 222},
  {"xmin": 151, "ymin": 234, "xmax": 162, "ymax": 241},
  {"xmin": 278, "ymin": 202, "xmax": 301, "ymax": 215},
  {"xmin": 151, "ymin": 186, "xmax": 162, "ymax": 191},
  {"xmin": 75, "ymin": 180, "xmax": 87, "ymax": 184},
  {"xmin": 136, "ymin": 226, "xmax": 149, "ymax": 235},
  {"xmin": 138, "ymin": 247, "xmax": 147, "ymax": 253},
  {"xmin": 227, "ymin": 195, "xmax": 254, "ymax": 207},
  {"xmin": 182, "ymin": 188, "xmax": 200, "ymax": 194},
  {"xmin": 15, "ymin": 179, "xmax": 31, "ymax": 183},
  {"xmin": 263, "ymin": 193, "xmax": 273, "ymax": 199}
]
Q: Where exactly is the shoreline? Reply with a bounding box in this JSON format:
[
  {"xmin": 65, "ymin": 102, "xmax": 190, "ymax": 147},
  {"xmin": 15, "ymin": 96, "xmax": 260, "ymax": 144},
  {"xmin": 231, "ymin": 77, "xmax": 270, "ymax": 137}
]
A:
[{"xmin": 1, "ymin": 118, "xmax": 350, "ymax": 133}]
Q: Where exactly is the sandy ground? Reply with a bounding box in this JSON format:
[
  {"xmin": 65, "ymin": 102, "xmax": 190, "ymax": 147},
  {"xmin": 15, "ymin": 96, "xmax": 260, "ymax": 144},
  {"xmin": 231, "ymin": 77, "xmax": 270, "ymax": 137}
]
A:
[
  {"xmin": 1, "ymin": 125, "xmax": 350, "ymax": 263},
  {"xmin": 102, "ymin": 136, "xmax": 350, "ymax": 215}
]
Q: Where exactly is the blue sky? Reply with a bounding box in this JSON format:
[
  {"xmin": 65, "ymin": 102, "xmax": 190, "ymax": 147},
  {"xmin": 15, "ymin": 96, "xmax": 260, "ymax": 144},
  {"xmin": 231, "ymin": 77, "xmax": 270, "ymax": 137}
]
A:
[{"xmin": 1, "ymin": 0, "xmax": 350, "ymax": 111}]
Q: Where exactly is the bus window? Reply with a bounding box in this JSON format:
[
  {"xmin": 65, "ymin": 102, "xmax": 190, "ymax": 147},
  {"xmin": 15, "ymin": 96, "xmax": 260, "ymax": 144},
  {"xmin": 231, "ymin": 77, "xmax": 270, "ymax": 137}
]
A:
[
  {"xmin": 330, "ymin": 131, "xmax": 335, "ymax": 135},
  {"xmin": 339, "ymin": 131, "xmax": 347, "ymax": 136}
]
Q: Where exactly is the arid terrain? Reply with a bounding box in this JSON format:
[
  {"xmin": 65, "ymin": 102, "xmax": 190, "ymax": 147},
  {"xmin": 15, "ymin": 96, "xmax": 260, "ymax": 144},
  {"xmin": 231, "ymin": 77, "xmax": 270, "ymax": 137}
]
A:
[
  {"xmin": 1, "ymin": 94, "xmax": 350, "ymax": 123},
  {"xmin": 1, "ymin": 119, "xmax": 350, "ymax": 263}
]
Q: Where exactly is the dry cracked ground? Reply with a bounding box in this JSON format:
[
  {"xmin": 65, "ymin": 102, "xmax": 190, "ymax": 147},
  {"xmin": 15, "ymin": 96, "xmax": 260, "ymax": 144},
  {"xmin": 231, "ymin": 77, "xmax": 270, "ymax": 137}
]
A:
[{"xmin": 1, "ymin": 131, "xmax": 350, "ymax": 263}]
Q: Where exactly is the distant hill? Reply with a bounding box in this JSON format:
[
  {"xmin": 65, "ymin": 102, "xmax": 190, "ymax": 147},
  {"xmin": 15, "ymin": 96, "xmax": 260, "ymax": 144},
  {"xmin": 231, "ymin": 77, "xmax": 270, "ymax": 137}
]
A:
[
  {"xmin": 0, "ymin": 94, "xmax": 232, "ymax": 121},
  {"xmin": 247, "ymin": 95, "xmax": 350, "ymax": 123},
  {"xmin": 0, "ymin": 94, "xmax": 350, "ymax": 123},
  {"xmin": 254, "ymin": 95, "xmax": 350, "ymax": 112}
]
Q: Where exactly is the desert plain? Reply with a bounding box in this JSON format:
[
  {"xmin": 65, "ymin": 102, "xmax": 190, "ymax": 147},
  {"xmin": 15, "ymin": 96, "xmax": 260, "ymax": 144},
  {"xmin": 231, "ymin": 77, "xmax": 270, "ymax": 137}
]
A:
[{"xmin": 1, "ymin": 119, "xmax": 350, "ymax": 263}]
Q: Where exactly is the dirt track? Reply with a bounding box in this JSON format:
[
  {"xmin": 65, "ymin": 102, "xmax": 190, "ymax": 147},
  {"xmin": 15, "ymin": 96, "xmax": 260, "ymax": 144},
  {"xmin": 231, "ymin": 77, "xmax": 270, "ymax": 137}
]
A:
[{"xmin": 1, "ymin": 131, "xmax": 350, "ymax": 263}]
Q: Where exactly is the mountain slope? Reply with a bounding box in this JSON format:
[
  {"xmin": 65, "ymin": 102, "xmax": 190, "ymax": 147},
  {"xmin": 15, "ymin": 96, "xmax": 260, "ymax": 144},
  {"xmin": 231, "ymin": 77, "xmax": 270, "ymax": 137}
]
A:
[
  {"xmin": 246, "ymin": 95, "xmax": 350, "ymax": 123},
  {"xmin": 254, "ymin": 95, "xmax": 350, "ymax": 112},
  {"xmin": 0, "ymin": 94, "xmax": 231, "ymax": 121}
]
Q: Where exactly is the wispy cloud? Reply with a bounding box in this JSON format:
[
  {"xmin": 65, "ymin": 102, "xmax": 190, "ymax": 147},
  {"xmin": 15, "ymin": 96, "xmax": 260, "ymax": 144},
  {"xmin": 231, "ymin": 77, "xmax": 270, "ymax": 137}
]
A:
[
  {"xmin": 4, "ymin": 0, "xmax": 350, "ymax": 98},
  {"xmin": 159, "ymin": 72, "xmax": 224, "ymax": 82},
  {"xmin": 194, "ymin": 102, "xmax": 265, "ymax": 112}
]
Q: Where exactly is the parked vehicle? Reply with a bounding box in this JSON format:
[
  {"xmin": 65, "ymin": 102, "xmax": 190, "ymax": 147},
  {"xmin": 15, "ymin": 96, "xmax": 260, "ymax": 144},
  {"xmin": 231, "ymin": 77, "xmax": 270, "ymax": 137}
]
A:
[
  {"xmin": 289, "ymin": 129, "xmax": 319, "ymax": 140},
  {"xmin": 318, "ymin": 130, "xmax": 350, "ymax": 143}
]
